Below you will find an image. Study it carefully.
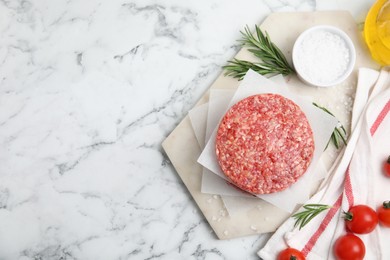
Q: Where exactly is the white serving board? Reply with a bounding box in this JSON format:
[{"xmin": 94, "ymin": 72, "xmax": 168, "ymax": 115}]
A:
[{"xmin": 162, "ymin": 11, "xmax": 379, "ymax": 240}]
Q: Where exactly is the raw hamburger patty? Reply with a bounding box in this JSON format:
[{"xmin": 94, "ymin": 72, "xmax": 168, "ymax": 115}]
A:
[{"xmin": 215, "ymin": 93, "xmax": 315, "ymax": 194}]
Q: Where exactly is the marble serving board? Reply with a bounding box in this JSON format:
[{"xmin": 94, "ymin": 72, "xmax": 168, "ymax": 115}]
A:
[{"xmin": 162, "ymin": 11, "xmax": 379, "ymax": 240}]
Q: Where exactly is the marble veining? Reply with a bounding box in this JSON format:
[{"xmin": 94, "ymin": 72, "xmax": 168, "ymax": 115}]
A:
[{"xmin": 0, "ymin": 0, "xmax": 372, "ymax": 259}]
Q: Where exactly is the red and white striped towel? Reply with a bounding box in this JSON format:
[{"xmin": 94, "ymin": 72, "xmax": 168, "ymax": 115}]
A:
[{"xmin": 258, "ymin": 68, "xmax": 390, "ymax": 260}]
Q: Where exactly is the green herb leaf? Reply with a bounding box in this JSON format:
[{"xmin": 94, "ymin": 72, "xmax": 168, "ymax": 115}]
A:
[
  {"xmin": 312, "ymin": 102, "xmax": 348, "ymax": 149},
  {"xmin": 292, "ymin": 204, "xmax": 332, "ymax": 230},
  {"xmin": 223, "ymin": 25, "xmax": 294, "ymax": 80}
]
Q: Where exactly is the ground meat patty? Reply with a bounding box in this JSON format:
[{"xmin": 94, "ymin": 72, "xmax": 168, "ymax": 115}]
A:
[{"xmin": 215, "ymin": 93, "xmax": 315, "ymax": 194}]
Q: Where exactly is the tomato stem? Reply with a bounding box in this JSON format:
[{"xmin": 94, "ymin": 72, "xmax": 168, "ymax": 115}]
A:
[
  {"xmin": 343, "ymin": 211, "xmax": 353, "ymax": 221},
  {"xmin": 290, "ymin": 256, "xmax": 297, "ymax": 260},
  {"xmin": 383, "ymin": 201, "xmax": 390, "ymax": 209},
  {"xmin": 387, "ymin": 155, "xmax": 390, "ymax": 164}
]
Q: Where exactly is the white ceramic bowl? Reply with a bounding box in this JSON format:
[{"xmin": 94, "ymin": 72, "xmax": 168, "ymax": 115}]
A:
[{"xmin": 292, "ymin": 25, "xmax": 356, "ymax": 87}]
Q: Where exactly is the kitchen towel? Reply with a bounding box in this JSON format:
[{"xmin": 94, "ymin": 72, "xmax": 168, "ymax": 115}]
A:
[{"xmin": 258, "ymin": 67, "xmax": 390, "ymax": 260}]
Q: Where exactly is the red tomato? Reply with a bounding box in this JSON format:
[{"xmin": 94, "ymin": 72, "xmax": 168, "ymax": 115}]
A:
[
  {"xmin": 384, "ymin": 156, "xmax": 390, "ymax": 177},
  {"xmin": 378, "ymin": 201, "xmax": 390, "ymax": 227},
  {"xmin": 344, "ymin": 205, "xmax": 378, "ymax": 234},
  {"xmin": 277, "ymin": 248, "xmax": 305, "ymax": 260},
  {"xmin": 333, "ymin": 234, "xmax": 365, "ymax": 260}
]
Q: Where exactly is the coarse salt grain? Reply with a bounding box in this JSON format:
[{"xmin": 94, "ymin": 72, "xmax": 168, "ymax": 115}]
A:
[{"xmin": 296, "ymin": 30, "xmax": 350, "ymax": 84}]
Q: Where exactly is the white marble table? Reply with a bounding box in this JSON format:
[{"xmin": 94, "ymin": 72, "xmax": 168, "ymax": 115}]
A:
[{"xmin": 0, "ymin": 0, "xmax": 374, "ymax": 259}]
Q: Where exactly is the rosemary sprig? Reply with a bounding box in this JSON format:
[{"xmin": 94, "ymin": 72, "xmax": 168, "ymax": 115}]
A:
[
  {"xmin": 223, "ymin": 25, "xmax": 295, "ymax": 80},
  {"xmin": 292, "ymin": 204, "xmax": 332, "ymax": 230},
  {"xmin": 313, "ymin": 103, "xmax": 348, "ymax": 149}
]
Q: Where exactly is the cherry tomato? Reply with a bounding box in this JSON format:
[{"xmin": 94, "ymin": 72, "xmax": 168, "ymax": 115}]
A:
[
  {"xmin": 378, "ymin": 200, "xmax": 390, "ymax": 227},
  {"xmin": 384, "ymin": 156, "xmax": 390, "ymax": 177},
  {"xmin": 333, "ymin": 233, "xmax": 365, "ymax": 260},
  {"xmin": 277, "ymin": 248, "xmax": 305, "ymax": 260},
  {"xmin": 344, "ymin": 204, "xmax": 378, "ymax": 234}
]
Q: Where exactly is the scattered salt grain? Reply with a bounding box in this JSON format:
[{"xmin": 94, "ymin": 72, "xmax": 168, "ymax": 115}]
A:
[
  {"xmin": 223, "ymin": 230, "xmax": 229, "ymax": 236},
  {"xmin": 219, "ymin": 209, "xmax": 226, "ymax": 217}
]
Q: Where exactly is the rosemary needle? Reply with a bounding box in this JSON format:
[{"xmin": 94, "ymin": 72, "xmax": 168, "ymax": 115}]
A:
[
  {"xmin": 223, "ymin": 25, "xmax": 295, "ymax": 80},
  {"xmin": 223, "ymin": 59, "xmax": 284, "ymax": 80}
]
